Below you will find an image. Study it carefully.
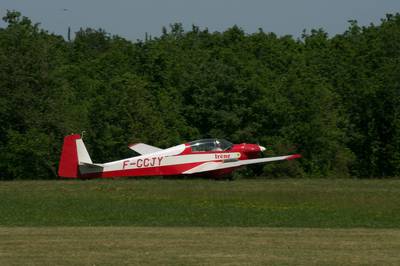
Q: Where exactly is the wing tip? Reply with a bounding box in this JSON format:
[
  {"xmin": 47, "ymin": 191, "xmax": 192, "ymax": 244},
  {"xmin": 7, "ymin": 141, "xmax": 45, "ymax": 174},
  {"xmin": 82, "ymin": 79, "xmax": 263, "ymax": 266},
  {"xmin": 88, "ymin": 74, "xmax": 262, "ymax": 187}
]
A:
[
  {"xmin": 128, "ymin": 143, "xmax": 138, "ymax": 148},
  {"xmin": 287, "ymin": 154, "xmax": 302, "ymax": 160}
]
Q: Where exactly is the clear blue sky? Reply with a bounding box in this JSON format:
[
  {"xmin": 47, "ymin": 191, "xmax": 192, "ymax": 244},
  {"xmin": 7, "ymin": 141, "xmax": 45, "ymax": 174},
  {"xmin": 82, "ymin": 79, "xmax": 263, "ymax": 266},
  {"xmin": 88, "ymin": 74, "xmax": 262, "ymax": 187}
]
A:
[{"xmin": 1, "ymin": 0, "xmax": 400, "ymax": 40}]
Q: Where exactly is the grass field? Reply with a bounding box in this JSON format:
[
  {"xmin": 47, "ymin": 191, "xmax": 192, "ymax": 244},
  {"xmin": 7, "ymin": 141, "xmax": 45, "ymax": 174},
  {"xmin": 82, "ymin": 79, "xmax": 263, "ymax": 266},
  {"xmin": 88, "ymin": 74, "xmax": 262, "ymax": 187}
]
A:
[
  {"xmin": 1, "ymin": 179, "xmax": 400, "ymax": 227},
  {"xmin": 1, "ymin": 227, "xmax": 400, "ymax": 265},
  {"xmin": 1, "ymin": 179, "xmax": 400, "ymax": 265}
]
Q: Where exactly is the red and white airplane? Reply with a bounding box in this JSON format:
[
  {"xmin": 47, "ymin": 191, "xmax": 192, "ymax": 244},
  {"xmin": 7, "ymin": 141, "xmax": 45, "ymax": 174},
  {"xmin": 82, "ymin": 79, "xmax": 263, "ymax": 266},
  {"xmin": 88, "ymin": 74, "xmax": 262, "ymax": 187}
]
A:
[{"xmin": 58, "ymin": 134, "xmax": 301, "ymax": 179}]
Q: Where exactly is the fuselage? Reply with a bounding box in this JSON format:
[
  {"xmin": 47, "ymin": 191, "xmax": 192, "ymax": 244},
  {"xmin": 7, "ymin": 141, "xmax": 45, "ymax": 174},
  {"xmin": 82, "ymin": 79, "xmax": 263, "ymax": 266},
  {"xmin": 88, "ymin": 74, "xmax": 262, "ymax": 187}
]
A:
[{"xmin": 79, "ymin": 140, "xmax": 264, "ymax": 178}]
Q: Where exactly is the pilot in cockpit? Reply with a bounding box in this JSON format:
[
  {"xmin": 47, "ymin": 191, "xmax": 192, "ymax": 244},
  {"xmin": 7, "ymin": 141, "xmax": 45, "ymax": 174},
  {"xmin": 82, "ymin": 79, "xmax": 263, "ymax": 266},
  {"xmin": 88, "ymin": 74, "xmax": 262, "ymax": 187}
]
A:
[{"xmin": 214, "ymin": 140, "xmax": 223, "ymax": 151}]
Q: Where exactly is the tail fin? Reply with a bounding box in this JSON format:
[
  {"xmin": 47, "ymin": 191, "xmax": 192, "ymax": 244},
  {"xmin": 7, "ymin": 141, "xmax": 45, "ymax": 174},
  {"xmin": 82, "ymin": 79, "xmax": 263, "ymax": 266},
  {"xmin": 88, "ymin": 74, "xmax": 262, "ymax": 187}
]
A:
[
  {"xmin": 58, "ymin": 134, "xmax": 93, "ymax": 178},
  {"xmin": 59, "ymin": 134, "xmax": 102, "ymax": 179},
  {"xmin": 58, "ymin": 134, "xmax": 81, "ymax": 178}
]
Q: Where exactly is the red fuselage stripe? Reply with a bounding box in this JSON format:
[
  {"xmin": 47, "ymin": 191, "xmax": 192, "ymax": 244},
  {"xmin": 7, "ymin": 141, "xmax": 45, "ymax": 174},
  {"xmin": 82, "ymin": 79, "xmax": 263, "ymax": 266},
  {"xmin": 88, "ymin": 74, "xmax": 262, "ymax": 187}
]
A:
[{"xmin": 81, "ymin": 162, "xmax": 205, "ymax": 178}]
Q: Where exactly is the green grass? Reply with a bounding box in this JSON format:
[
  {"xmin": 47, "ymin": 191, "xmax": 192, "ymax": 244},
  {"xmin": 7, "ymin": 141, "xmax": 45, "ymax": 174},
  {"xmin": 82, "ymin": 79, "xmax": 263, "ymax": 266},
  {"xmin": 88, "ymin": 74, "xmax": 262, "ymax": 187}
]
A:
[
  {"xmin": 2, "ymin": 179, "xmax": 400, "ymax": 265},
  {"xmin": 1, "ymin": 227, "xmax": 400, "ymax": 265},
  {"xmin": 1, "ymin": 179, "xmax": 400, "ymax": 227}
]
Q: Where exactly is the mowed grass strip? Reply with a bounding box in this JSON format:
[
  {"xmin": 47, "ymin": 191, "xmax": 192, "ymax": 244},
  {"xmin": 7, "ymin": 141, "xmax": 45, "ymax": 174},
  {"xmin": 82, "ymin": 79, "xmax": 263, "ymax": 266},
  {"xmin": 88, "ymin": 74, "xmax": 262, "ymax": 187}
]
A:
[
  {"xmin": 1, "ymin": 179, "xmax": 400, "ymax": 227},
  {"xmin": 1, "ymin": 227, "xmax": 400, "ymax": 265}
]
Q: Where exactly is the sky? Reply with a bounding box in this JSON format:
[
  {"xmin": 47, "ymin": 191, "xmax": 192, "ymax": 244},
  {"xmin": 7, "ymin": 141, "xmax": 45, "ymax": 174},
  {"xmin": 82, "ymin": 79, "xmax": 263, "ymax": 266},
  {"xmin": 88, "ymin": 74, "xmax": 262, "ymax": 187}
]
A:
[{"xmin": 1, "ymin": 0, "xmax": 400, "ymax": 40}]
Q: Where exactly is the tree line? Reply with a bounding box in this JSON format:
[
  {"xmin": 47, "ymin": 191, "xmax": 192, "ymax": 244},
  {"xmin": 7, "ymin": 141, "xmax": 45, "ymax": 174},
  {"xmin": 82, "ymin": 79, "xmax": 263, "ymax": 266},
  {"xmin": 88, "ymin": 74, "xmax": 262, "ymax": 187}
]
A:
[{"xmin": 1, "ymin": 11, "xmax": 399, "ymax": 179}]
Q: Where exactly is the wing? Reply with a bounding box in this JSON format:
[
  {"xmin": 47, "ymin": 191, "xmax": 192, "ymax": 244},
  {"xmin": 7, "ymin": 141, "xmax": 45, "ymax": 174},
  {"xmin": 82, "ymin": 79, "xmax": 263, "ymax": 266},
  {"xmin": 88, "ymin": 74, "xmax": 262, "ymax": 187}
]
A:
[
  {"xmin": 183, "ymin": 154, "xmax": 301, "ymax": 174},
  {"xmin": 128, "ymin": 143, "xmax": 163, "ymax": 155}
]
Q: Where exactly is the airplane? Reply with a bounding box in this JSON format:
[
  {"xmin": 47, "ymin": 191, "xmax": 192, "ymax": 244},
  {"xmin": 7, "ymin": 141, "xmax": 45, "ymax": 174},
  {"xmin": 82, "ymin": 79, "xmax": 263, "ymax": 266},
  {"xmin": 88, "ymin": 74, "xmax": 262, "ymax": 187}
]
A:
[{"xmin": 58, "ymin": 134, "xmax": 301, "ymax": 179}]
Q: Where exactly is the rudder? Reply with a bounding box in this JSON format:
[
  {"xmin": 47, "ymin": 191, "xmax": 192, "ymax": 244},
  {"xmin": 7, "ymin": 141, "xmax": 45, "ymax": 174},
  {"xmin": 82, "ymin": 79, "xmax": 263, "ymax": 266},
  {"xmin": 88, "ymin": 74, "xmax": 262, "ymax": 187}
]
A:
[{"xmin": 58, "ymin": 134, "xmax": 81, "ymax": 178}]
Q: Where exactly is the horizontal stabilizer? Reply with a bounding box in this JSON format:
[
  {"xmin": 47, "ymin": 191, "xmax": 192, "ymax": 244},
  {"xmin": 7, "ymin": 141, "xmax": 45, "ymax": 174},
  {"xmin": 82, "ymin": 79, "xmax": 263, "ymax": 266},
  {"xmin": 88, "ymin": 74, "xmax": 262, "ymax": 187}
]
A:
[
  {"xmin": 80, "ymin": 162, "xmax": 103, "ymax": 168},
  {"xmin": 128, "ymin": 143, "xmax": 163, "ymax": 155},
  {"xmin": 79, "ymin": 162, "xmax": 104, "ymax": 175}
]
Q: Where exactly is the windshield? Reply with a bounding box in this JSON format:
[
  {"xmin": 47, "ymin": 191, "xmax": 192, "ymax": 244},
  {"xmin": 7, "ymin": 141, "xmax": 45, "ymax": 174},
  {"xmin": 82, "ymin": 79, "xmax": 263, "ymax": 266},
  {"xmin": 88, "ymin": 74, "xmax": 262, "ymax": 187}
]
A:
[{"xmin": 189, "ymin": 139, "xmax": 233, "ymax": 152}]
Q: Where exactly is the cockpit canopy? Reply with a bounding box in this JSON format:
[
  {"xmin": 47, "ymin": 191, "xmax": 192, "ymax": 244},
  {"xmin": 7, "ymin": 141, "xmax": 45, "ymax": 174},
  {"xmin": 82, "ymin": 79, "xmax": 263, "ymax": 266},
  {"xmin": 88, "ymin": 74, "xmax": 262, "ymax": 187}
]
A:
[{"xmin": 189, "ymin": 139, "xmax": 233, "ymax": 152}]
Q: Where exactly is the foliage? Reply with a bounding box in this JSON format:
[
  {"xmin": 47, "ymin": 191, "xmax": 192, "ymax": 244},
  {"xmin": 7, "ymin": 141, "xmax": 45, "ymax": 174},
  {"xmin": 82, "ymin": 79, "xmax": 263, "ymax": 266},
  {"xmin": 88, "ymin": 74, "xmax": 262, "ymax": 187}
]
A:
[{"xmin": 1, "ymin": 11, "xmax": 400, "ymax": 179}]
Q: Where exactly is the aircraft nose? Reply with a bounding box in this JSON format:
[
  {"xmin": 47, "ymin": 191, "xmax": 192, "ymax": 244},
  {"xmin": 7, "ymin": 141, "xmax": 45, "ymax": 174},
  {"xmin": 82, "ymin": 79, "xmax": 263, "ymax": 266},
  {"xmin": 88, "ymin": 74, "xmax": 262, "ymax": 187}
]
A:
[{"xmin": 259, "ymin": 145, "xmax": 266, "ymax": 152}]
